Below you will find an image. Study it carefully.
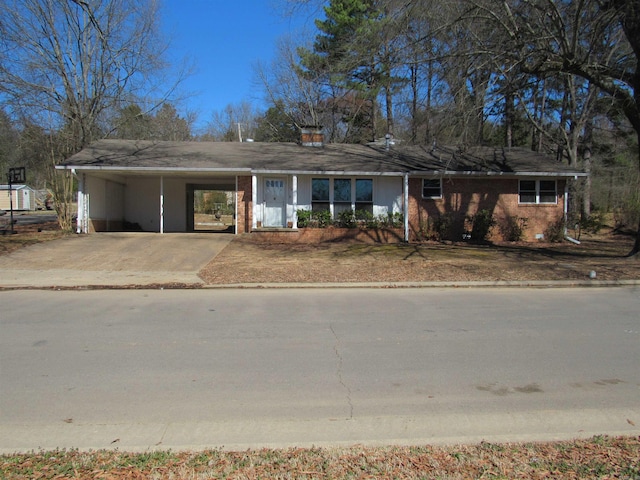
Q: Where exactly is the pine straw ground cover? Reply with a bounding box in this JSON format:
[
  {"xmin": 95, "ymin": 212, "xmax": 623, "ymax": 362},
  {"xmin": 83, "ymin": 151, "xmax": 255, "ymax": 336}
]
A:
[{"xmin": 1, "ymin": 436, "xmax": 639, "ymax": 479}]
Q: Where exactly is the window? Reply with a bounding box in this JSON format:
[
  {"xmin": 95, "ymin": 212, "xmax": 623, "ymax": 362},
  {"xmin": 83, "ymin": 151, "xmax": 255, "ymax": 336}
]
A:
[
  {"xmin": 422, "ymin": 178, "xmax": 442, "ymax": 198},
  {"xmin": 519, "ymin": 180, "xmax": 557, "ymax": 204},
  {"xmin": 355, "ymin": 179, "xmax": 373, "ymax": 214},
  {"xmin": 311, "ymin": 178, "xmax": 329, "ymax": 212},
  {"xmin": 333, "ymin": 178, "xmax": 352, "ymax": 217},
  {"xmin": 311, "ymin": 177, "xmax": 374, "ymax": 216}
]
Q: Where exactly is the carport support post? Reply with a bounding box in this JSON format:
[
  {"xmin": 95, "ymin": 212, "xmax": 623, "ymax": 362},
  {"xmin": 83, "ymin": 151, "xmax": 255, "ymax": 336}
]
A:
[
  {"xmin": 160, "ymin": 176, "xmax": 164, "ymax": 234},
  {"xmin": 251, "ymin": 175, "xmax": 257, "ymax": 230},
  {"xmin": 292, "ymin": 175, "xmax": 298, "ymax": 228},
  {"xmin": 403, "ymin": 173, "xmax": 409, "ymax": 242}
]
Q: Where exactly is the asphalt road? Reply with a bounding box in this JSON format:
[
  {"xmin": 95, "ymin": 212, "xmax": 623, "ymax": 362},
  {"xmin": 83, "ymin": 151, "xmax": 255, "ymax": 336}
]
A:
[{"xmin": 1, "ymin": 287, "xmax": 639, "ymax": 452}]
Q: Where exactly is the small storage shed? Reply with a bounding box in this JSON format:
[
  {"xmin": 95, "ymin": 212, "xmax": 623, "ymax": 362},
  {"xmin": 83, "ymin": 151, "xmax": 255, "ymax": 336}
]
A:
[{"xmin": 0, "ymin": 184, "xmax": 36, "ymax": 211}]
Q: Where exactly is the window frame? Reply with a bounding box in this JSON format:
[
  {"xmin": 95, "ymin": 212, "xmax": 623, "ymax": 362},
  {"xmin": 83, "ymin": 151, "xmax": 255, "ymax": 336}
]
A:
[
  {"xmin": 422, "ymin": 178, "xmax": 442, "ymax": 199},
  {"xmin": 310, "ymin": 177, "xmax": 374, "ymax": 217},
  {"xmin": 518, "ymin": 179, "xmax": 558, "ymax": 205}
]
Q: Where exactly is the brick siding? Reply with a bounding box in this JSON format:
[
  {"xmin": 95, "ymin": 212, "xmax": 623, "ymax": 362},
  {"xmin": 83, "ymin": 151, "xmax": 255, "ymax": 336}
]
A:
[{"xmin": 407, "ymin": 177, "xmax": 566, "ymax": 242}]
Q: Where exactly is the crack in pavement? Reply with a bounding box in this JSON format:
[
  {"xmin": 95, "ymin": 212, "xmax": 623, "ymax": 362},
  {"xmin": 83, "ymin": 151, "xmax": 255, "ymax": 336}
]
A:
[{"xmin": 330, "ymin": 325, "xmax": 354, "ymax": 420}]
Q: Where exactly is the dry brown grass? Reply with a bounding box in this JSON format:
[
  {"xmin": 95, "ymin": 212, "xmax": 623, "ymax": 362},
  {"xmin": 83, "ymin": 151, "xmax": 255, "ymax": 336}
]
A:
[
  {"xmin": 1, "ymin": 435, "xmax": 638, "ymax": 479},
  {"xmin": 200, "ymin": 230, "xmax": 640, "ymax": 284}
]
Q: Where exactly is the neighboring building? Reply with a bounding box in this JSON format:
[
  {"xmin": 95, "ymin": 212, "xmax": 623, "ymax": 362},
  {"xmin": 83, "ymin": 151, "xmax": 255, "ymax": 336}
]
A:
[
  {"xmin": 57, "ymin": 138, "xmax": 586, "ymax": 242},
  {"xmin": 0, "ymin": 184, "xmax": 36, "ymax": 211}
]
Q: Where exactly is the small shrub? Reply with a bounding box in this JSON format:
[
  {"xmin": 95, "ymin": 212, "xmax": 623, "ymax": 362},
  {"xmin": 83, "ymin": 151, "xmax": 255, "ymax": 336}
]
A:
[
  {"xmin": 381, "ymin": 212, "xmax": 404, "ymax": 228},
  {"xmin": 337, "ymin": 209, "xmax": 357, "ymax": 228},
  {"xmin": 295, "ymin": 209, "xmax": 332, "ymax": 228},
  {"xmin": 466, "ymin": 209, "xmax": 496, "ymax": 242},
  {"xmin": 354, "ymin": 209, "xmax": 376, "ymax": 227},
  {"xmin": 544, "ymin": 218, "xmax": 566, "ymax": 242},
  {"xmin": 432, "ymin": 212, "xmax": 456, "ymax": 241},
  {"xmin": 499, "ymin": 216, "xmax": 528, "ymax": 242},
  {"xmin": 314, "ymin": 210, "xmax": 332, "ymax": 228},
  {"xmin": 296, "ymin": 209, "xmax": 311, "ymax": 228}
]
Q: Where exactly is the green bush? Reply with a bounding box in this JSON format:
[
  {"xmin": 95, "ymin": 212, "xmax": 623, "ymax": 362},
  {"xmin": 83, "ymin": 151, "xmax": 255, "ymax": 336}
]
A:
[
  {"xmin": 295, "ymin": 209, "xmax": 332, "ymax": 228},
  {"xmin": 379, "ymin": 212, "xmax": 404, "ymax": 228},
  {"xmin": 296, "ymin": 208, "xmax": 404, "ymax": 229},
  {"xmin": 337, "ymin": 209, "xmax": 357, "ymax": 228},
  {"xmin": 296, "ymin": 209, "xmax": 312, "ymax": 228},
  {"xmin": 466, "ymin": 209, "xmax": 496, "ymax": 242},
  {"xmin": 432, "ymin": 212, "xmax": 456, "ymax": 241}
]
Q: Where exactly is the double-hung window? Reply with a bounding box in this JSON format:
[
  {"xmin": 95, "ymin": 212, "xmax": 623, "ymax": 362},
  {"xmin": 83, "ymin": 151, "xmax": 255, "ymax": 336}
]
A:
[
  {"xmin": 311, "ymin": 178, "xmax": 374, "ymax": 217},
  {"xmin": 355, "ymin": 179, "xmax": 373, "ymax": 214},
  {"xmin": 311, "ymin": 178, "xmax": 330, "ymax": 212},
  {"xmin": 333, "ymin": 178, "xmax": 352, "ymax": 217},
  {"xmin": 519, "ymin": 180, "xmax": 557, "ymax": 204},
  {"xmin": 422, "ymin": 178, "xmax": 442, "ymax": 199}
]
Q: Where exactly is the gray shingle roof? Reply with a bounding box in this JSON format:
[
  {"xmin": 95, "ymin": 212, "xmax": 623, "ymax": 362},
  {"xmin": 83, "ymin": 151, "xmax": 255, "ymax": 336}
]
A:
[{"xmin": 59, "ymin": 139, "xmax": 586, "ymax": 177}]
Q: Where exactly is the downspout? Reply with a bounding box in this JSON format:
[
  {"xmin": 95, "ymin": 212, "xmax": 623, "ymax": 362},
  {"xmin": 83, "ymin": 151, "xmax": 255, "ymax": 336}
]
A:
[
  {"xmin": 403, "ymin": 173, "xmax": 409, "ymax": 242},
  {"xmin": 564, "ymin": 177, "xmax": 580, "ymax": 244}
]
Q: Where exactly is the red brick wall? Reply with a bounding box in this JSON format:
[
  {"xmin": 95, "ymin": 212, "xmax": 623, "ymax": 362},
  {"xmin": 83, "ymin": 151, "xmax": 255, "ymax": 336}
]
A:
[
  {"xmin": 408, "ymin": 177, "xmax": 566, "ymax": 242},
  {"xmin": 249, "ymin": 227, "xmax": 404, "ymax": 244},
  {"xmin": 237, "ymin": 176, "xmax": 252, "ymax": 234}
]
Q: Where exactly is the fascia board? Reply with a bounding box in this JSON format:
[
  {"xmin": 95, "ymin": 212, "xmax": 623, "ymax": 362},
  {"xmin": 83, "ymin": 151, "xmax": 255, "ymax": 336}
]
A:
[
  {"xmin": 56, "ymin": 165, "xmax": 251, "ymax": 175},
  {"xmin": 410, "ymin": 170, "xmax": 588, "ymax": 178}
]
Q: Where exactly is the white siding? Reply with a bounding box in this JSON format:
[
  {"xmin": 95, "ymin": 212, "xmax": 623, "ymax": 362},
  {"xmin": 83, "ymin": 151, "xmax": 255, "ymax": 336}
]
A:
[{"xmin": 373, "ymin": 176, "xmax": 403, "ymax": 216}]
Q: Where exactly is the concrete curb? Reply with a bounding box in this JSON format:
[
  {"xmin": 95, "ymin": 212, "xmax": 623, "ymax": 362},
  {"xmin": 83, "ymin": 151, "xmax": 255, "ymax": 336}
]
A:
[
  {"xmin": 201, "ymin": 279, "xmax": 640, "ymax": 289},
  {"xmin": 1, "ymin": 279, "xmax": 639, "ymax": 291}
]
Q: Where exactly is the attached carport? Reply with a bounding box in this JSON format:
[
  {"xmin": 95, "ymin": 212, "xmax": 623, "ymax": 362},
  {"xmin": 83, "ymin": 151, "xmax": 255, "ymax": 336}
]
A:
[{"xmin": 74, "ymin": 168, "xmax": 247, "ymax": 234}]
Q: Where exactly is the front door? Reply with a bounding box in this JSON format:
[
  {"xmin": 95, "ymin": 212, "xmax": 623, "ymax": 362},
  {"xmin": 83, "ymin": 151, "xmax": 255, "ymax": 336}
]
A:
[{"xmin": 264, "ymin": 178, "xmax": 285, "ymax": 227}]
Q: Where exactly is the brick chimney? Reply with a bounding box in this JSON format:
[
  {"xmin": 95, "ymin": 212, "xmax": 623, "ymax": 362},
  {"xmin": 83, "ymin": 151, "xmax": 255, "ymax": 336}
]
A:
[{"xmin": 301, "ymin": 126, "xmax": 324, "ymax": 147}]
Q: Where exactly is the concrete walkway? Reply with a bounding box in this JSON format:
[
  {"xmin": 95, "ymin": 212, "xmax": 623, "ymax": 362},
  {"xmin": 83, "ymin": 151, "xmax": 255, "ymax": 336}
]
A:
[{"xmin": 0, "ymin": 232, "xmax": 233, "ymax": 288}]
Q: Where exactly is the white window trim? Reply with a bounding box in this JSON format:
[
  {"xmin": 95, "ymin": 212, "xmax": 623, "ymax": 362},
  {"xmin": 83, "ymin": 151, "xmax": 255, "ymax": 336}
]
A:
[
  {"xmin": 311, "ymin": 177, "xmax": 374, "ymax": 213},
  {"xmin": 518, "ymin": 179, "xmax": 558, "ymax": 205},
  {"xmin": 422, "ymin": 178, "xmax": 442, "ymax": 199}
]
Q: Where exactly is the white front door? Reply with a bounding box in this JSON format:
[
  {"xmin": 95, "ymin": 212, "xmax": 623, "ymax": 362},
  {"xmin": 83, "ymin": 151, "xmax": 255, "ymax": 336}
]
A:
[{"xmin": 264, "ymin": 178, "xmax": 285, "ymax": 227}]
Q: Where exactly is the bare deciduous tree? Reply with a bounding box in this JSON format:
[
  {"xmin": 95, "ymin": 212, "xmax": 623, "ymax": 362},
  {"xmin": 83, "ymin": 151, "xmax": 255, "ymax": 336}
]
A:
[{"xmin": 0, "ymin": 0, "xmax": 182, "ymax": 230}]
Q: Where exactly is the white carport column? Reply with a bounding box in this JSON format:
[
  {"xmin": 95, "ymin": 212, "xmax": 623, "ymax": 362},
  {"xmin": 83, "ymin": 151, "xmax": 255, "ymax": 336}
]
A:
[
  {"xmin": 292, "ymin": 175, "xmax": 298, "ymax": 228},
  {"xmin": 403, "ymin": 173, "xmax": 410, "ymax": 242},
  {"xmin": 160, "ymin": 176, "xmax": 165, "ymax": 234},
  {"xmin": 76, "ymin": 172, "xmax": 86, "ymax": 234},
  {"xmin": 251, "ymin": 174, "xmax": 258, "ymax": 229}
]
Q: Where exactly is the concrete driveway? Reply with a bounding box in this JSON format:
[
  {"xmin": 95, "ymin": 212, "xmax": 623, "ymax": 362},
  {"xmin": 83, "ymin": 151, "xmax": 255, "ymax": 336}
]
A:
[{"xmin": 0, "ymin": 232, "xmax": 233, "ymax": 288}]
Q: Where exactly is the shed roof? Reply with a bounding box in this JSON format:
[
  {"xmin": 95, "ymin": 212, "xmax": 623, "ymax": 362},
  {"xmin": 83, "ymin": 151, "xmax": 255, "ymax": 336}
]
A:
[{"xmin": 58, "ymin": 139, "xmax": 586, "ymax": 177}]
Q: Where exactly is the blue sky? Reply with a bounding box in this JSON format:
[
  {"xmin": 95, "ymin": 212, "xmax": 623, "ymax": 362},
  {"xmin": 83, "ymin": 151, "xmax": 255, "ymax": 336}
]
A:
[{"xmin": 161, "ymin": 1, "xmax": 318, "ymax": 131}]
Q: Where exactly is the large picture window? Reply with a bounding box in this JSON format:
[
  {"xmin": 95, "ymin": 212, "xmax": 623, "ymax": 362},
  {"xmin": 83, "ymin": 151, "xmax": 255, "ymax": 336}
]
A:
[
  {"xmin": 519, "ymin": 180, "xmax": 557, "ymax": 204},
  {"xmin": 311, "ymin": 177, "xmax": 374, "ymax": 217}
]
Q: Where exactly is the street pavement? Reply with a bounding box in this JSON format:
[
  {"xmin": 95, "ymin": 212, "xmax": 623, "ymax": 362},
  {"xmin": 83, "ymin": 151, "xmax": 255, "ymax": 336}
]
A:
[{"xmin": 1, "ymin": 287, "xmax": 639, "ymax": 452}]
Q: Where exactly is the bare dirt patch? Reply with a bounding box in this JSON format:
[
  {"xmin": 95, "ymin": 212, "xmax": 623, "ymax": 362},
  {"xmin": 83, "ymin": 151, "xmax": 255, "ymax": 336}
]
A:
[
  {"xmin": 200, "ymin": 230, "xmax": 640, "ymax": 284},
  {"xmin": 0, "ymin": 219, "xmax": 66, "ymax": 256}
]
